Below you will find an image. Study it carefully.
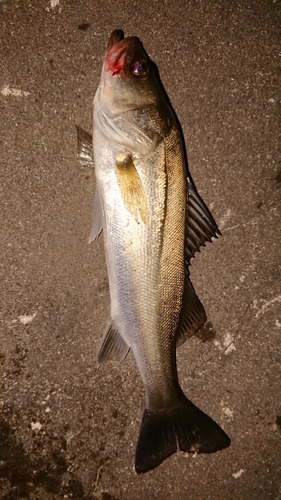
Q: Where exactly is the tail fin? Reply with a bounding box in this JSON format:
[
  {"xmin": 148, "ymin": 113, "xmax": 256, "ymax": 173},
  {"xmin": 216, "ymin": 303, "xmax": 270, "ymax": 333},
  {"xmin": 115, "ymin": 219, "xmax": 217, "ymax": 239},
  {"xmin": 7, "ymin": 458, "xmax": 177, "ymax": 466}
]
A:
[{"xmin": 135, "ymin": 397, "xmax": 230, "ymax": 474}]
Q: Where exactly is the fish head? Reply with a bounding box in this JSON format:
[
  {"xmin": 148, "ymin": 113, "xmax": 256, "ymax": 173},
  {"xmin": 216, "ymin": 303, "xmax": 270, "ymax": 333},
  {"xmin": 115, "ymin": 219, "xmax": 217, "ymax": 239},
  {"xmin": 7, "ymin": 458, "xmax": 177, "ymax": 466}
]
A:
[{"xmin": 98, "ymin": 30, "xmax": 161, "ymax": 115}]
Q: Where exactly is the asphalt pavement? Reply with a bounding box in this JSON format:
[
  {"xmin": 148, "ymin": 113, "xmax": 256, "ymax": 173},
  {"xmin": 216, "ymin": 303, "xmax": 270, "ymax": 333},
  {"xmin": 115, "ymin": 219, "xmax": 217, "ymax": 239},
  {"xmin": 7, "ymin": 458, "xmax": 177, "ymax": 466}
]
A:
[{"xmin": 1, "ymin": 1, "xmax": 280, "ymax": 499}]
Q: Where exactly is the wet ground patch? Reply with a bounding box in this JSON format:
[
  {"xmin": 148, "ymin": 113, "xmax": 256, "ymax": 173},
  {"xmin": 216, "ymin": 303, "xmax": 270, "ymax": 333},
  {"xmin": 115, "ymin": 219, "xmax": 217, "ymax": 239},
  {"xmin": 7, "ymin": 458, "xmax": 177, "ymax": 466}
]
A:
[{"xmin": 0, "ymin": 418, "xmax": 87, "ymax": 499}]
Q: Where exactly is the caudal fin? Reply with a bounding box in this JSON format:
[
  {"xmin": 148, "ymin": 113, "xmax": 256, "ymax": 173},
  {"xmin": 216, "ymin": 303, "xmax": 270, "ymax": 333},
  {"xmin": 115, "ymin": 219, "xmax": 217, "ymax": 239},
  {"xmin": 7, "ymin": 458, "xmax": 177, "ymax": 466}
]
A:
[{"xmin": 135, "ymin": 397, "xmax": 230, "ymax": 474}]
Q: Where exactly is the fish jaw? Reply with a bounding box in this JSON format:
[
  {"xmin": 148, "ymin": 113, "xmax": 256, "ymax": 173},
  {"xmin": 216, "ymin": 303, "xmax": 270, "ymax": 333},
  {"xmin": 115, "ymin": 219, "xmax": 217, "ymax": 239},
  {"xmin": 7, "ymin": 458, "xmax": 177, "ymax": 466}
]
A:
[
  {"xmin": 97, "ymin": 31, "xmax": 161, "ymax": 119},
  {"xmin": 105, "ymin": 29, "xmax": 148, "ymax": 79},
  {"xmin": 105, "ymin": 30, "xmax": 130, "ymax": 77},
  {"xmin": 107, "ymin": 29, "xmax": 124, "ymax": 49}
]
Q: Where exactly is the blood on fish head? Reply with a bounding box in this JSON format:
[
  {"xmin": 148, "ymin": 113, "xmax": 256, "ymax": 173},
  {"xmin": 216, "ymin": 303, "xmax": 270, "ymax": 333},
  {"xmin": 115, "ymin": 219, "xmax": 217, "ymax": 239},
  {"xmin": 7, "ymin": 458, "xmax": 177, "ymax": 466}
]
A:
[{"xmin": 105, "ymin": 30, "xmax": 150, "ymax": 80}]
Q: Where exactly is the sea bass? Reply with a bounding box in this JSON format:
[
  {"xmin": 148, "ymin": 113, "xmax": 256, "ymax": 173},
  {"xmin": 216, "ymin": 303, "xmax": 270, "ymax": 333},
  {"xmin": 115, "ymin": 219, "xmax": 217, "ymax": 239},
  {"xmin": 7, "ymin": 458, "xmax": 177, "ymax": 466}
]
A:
[{"xmin": 77, "ymin": 30, "xmax": 230, "ymax": 474}]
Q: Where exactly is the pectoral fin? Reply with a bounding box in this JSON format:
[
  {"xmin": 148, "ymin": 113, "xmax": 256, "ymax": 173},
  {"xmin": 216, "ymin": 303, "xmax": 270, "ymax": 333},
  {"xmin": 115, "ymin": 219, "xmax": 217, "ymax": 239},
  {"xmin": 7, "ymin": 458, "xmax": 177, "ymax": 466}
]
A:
[
  {"xmin": 97, "ymin": 319, "xmax": 130, "ymax": 367},
  {"xmin": 116, "ymin": 155, "xmax": 149, "ymax": 224},
  {"xmin": 76, "ymin": 126, "xmax": 94, "ymax": 167}
]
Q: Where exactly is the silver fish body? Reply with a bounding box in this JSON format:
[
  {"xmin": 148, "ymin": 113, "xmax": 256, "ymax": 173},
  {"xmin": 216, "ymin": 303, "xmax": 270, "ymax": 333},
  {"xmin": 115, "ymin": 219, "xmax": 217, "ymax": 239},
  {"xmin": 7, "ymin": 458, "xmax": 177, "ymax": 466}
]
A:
[{"xmin": 78, "ymin": 30, "xmax": 230, "ymax": 473}]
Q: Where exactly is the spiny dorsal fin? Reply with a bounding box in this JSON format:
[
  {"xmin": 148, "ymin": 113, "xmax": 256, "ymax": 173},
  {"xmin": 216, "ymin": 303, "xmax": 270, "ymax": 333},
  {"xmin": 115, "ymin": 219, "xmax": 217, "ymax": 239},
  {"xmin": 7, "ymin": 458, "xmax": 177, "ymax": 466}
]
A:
[
  {"xmin": 115, "ymin": 154, "xmax": 150, "ymax": 224},
  {"xmin": 76, "ymin": 126, "xmax": 94, "ymax": 167},
  {"xmin": 97, "ymin": 319, "xmax": 130, "ymax": 367},
  {"xmin": 176, "ymin": 278, "xmax": 207, "ymax": 346},
  {"xmin": 185, "ymin": 177, "xmax": 221, "ymax": 266}
]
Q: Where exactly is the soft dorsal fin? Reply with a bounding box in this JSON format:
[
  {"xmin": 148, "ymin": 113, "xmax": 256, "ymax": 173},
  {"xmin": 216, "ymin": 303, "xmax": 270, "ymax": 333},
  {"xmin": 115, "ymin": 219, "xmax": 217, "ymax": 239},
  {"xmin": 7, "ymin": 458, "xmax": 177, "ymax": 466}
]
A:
[
  {"xmin": 175, "ymin": 278, "xmax": 207, "ymax": 346},
  {"xmin": 76, "ymin": 126, "xmax": 94, "ymax": 167},
  {"xmin": 97, "ymin": 319, "xmax": 130, "ymax": 367},
  {"xmin": 185, "ymin": 177, "xmax": 221, "ymax": 266},
  {"xmin": 177, "ymin": 178, "xmax": 219, "ymax": 345}
]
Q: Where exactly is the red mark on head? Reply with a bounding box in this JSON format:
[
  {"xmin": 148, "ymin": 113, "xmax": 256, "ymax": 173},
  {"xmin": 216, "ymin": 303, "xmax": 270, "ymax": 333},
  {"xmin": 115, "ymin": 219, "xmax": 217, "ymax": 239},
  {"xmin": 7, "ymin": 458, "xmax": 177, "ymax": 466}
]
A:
[
  {"xmin": 106, "ymin": 45, "xmax": 129, "ymax": 77},
  {"xmin": 111, "ymin": 60, "xmax": 124, "ymax": 76}
]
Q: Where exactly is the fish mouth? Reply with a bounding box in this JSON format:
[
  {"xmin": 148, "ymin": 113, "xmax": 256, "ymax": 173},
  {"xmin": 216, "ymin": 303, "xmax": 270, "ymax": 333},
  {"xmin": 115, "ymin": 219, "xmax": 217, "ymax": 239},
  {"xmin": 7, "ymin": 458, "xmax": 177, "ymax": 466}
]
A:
[
  {"xmin": 107, "ymin": 29, "xmax": 125, "ymax": 50},
  {"xmin": 105, "ymin": 30, "xmax": 145, "ymax": 78}
]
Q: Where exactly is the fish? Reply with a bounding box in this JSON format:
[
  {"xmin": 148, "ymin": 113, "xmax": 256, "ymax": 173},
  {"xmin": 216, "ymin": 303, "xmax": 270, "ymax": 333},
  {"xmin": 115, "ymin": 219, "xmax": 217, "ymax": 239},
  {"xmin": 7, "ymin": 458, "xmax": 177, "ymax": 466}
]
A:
[{"xmin": 77, "ymin": 29, "xmax": 230, "ymax": 474}]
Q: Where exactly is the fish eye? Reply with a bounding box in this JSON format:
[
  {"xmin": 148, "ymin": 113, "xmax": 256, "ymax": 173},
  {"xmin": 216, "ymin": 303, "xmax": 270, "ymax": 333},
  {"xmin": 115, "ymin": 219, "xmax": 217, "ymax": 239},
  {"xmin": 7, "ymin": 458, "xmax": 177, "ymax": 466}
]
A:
[{"xmin": 131, "ymin": 61, "xmax": 148, "ymax": 77}]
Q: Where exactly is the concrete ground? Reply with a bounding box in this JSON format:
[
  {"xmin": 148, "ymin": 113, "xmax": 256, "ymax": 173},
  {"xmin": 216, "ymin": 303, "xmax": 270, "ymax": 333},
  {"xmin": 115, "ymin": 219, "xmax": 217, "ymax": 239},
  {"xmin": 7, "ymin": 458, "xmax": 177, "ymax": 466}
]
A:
[{"xmin": 1, "ymin": 0, "xmax": 280, "ymax": 499}]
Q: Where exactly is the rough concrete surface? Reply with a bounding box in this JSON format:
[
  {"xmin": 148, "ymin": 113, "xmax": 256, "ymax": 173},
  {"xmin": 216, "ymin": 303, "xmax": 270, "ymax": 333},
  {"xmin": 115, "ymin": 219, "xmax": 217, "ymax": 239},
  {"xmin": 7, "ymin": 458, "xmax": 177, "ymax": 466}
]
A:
[{"xmin": 1, "ymin": 0, "xmax": 280, "ymax": 498}]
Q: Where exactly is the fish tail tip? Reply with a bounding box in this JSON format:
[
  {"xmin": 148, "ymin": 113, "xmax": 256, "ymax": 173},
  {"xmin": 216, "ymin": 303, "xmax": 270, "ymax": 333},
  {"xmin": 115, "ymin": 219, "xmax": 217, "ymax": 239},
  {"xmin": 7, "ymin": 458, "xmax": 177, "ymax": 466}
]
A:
[
  {"xmin": 134, "ymin": 409, "xmax": 176, "ymax": 474},
  {"xmin": 135, "ymin": 400, "xmax": 230, "ymax": 474}
]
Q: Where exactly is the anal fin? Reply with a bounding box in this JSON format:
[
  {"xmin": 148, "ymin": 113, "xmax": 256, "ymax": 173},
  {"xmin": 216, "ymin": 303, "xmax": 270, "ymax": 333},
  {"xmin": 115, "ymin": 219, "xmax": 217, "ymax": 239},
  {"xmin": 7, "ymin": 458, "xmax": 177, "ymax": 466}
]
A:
[
  {"xmin": 176, "ymin": 278, "xmax": 207, "ymax": 346},
  {"xmin": 97, "ymin": 319, "xmax": 130, "ymax": 367}
]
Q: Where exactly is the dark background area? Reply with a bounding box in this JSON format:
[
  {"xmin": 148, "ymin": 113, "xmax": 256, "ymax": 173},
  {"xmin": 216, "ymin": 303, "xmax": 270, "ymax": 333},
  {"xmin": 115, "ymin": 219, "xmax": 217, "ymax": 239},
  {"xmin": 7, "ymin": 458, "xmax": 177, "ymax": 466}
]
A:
[{"xmin": 1, "ymin": 1, "xmax": 280, "ymax": 498}]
